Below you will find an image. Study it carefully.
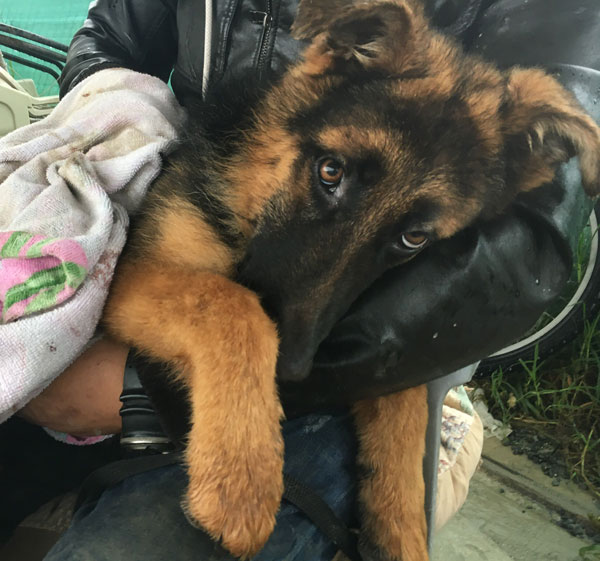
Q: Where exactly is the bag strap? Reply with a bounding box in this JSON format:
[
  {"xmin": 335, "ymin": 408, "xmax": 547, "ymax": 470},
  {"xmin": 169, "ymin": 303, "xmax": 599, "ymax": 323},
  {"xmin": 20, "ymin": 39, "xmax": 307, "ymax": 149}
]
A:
[
  {"xmin": 73, "ymin": 451, "xmax": 182, "ymax": 513},
  {"xmin": 74, "ymin": 453, "xmax": 361, "ymax": 561},
  {"xmin": 282, "ymin": 472, "xmax": 360, "ymax": 561}
]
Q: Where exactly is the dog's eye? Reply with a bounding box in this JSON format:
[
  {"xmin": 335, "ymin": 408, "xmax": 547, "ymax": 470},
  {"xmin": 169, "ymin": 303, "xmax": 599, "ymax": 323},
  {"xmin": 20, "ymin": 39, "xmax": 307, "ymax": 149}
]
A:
[
  {"xmin": 318, "ymin": 158, "xmax": 344, "ymax": 191},
  {"xmin": 400, "ymin": 232, "xmax": 428, "ymax": 250}
]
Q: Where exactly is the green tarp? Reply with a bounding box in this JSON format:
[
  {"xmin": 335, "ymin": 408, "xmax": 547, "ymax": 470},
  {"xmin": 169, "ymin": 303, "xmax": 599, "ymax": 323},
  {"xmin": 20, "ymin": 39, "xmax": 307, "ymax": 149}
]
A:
[{"xmin": 0, "ymin": 1, "xmax": 89, "ymax": 95}]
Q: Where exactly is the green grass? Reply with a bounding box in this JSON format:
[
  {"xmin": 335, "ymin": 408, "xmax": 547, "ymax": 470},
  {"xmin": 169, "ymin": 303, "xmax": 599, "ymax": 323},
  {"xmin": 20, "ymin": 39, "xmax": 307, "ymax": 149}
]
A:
[
  {"xmin": 0, "ymin": 2, "xmax": 89, "ymax": 96},
  {"xmin": 580, "ymin": 544, "xmax": 600, "ymax": 560},
  {"xmin": 477, "ymin": 317, "xmax": 600, "ymax": 498}
]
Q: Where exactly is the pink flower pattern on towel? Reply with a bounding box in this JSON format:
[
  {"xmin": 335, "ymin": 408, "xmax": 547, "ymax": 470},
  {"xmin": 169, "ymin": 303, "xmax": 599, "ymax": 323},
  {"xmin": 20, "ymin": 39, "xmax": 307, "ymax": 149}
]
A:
[{"xmin": 0, "ymin": 231, "xmax": 88, "ymax": 323}]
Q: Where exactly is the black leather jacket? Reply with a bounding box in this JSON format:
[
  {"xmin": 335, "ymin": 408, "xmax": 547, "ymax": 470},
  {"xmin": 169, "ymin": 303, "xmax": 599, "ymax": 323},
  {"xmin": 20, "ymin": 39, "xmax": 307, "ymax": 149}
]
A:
[{"xmin": 60, "ymin": 0, "xmax": 600, "ymax": 415}]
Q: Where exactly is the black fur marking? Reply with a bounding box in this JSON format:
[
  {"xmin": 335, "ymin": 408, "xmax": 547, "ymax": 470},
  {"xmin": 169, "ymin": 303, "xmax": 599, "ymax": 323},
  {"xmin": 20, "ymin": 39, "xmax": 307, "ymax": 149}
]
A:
[
  {"xmin": 162, "ymin": 72, "xmax": 286, "ymax": 249},
  {"xmin": 288, "ymin": 82, "xmax": 494, "ymax": 191}
]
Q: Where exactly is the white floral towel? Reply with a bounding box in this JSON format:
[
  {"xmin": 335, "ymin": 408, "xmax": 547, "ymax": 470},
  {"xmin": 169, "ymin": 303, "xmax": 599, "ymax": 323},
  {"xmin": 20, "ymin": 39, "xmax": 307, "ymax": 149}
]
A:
[{"xmin": 0, "ymin": 68, "xmax": 186, "ymax": 422}]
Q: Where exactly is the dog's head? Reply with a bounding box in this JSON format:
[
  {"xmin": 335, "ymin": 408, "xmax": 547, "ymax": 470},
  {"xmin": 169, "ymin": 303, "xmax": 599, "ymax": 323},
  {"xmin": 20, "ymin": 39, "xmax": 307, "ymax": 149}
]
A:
[{"xmin": 233, "ymin": 0, "xmax": 600, "ymax": 381}]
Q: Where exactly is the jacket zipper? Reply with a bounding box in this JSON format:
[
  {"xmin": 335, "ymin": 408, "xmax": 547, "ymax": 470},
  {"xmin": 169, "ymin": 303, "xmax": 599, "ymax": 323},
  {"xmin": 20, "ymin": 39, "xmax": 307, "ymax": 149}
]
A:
[{"xmin": 256, "ymin": 0, "xmax": 273, "ymax": 75}]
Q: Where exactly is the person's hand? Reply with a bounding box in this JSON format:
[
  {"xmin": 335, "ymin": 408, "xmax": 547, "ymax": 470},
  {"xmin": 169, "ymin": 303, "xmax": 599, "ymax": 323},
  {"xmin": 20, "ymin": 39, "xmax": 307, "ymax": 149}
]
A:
[{"xmin": 18, "ymin": 338, "xmax": 128, "ymax": 436}]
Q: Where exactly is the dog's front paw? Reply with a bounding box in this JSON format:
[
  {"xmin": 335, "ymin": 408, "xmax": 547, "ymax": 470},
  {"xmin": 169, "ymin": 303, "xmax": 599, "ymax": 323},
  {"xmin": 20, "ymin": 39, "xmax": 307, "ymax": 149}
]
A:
[{"xmin": 183, "ymin": 449, "xmax": 284, "ymax": 559}]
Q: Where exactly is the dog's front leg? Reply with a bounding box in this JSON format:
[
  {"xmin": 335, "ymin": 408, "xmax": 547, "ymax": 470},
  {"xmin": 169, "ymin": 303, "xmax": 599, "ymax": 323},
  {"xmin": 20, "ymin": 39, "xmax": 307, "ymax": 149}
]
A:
[
  {"xmin": 353, "ymin": 385, "xmax": 429, "ymax": 561},
  {"xmin": 103, "ymin": 261, "xmax": 284, "ymax": 559}
]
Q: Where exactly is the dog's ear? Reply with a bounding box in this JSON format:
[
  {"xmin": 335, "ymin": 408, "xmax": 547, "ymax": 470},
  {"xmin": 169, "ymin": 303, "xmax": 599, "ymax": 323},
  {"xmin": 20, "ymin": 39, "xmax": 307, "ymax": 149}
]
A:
[
  {"xmin": 291, "ymin": 0, "xmax": 418, "ymax": 76},
  {"xmin": 503, "ymin": 68, "xmax": 600, "ymax": 197}
]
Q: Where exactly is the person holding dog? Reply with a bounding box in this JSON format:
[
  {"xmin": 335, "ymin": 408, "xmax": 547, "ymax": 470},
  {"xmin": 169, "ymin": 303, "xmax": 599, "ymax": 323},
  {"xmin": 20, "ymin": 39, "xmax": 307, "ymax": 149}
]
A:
[{"xmin": 9, "ymin": 0, "xmax": 600, "ymax": 560}]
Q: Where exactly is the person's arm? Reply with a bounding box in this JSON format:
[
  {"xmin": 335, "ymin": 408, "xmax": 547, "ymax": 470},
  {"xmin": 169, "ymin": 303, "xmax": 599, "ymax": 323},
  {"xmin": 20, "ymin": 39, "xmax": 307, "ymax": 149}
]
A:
[
  {"xmin": 279, "ymin": 0, "xmax": 600, "ymax": 415},
  {"xmin": 18, "ymin": 339, "xmax": 128, "ymax": 436},
  {"xmin": 59, "ymin": 0, "xmax": 178, "ymax": 97}
]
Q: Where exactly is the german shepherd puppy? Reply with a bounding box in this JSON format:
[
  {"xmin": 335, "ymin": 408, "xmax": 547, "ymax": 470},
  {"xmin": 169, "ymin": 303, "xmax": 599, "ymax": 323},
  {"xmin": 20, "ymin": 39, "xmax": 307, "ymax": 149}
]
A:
[{"xmin": 103, "ymin": 0, "xmax": 600, "ymax": 559}]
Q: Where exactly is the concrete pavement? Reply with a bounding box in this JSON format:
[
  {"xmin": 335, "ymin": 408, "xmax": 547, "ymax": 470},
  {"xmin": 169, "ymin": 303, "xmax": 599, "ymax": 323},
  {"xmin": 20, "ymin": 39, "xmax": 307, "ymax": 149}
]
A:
[{"xmin": 431, "ymin": 438, "xmax": 599, "ymax": 561}]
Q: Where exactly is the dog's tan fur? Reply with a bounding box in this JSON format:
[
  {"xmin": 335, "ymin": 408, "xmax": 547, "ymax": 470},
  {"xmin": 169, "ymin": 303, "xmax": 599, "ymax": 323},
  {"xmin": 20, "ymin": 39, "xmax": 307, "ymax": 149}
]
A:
[
  {"xmin": 354, "ymin": 387, "xmax": 429, "ymax": 560},
  {"xmin": 103, "ymin": 1, "xmax": 600, "ymax": 559},
  {"xmin": 105, "ymin": 261, "xmax": 284, "ymax": 554}
]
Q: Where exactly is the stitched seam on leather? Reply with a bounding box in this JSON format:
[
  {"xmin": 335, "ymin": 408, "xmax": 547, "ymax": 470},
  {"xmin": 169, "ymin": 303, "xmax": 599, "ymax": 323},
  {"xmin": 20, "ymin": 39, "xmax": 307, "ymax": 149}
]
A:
[
  {"xmin": 215, "ymin": 0, "xmax": 240, "ymax": 76},
  {"xmin": 251, "ymin": 0, "xmax": 270, "ymax": 70},
  {"xmin": 266, "ymin": 0, "xmax": 281, "ymax": 72}
]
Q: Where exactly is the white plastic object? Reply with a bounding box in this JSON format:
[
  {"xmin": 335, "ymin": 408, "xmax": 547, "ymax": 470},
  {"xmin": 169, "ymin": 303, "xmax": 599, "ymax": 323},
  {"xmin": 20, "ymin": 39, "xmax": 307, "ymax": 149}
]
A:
[{"xmin": 0, "ymin": 64, "xmax": 58, "ymax": 136}]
